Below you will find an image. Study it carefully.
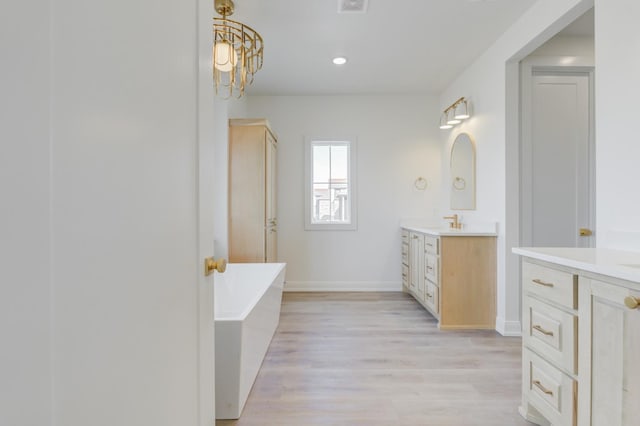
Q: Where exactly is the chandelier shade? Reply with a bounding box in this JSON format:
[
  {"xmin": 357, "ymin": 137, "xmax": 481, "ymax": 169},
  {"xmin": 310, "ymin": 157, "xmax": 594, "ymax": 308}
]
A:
[{"xmin": 213, "ymin": 0, "xmax": 263, "ymax": 98}]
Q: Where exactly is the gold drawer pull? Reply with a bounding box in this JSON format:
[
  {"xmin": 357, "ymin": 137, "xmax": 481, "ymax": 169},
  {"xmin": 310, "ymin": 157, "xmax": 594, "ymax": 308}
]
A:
[
  {"xmin": 426, "ymin": 266, "xmax": 433, "ymax": 271},
  {"xmin": 533, "ymin": 380, "xmax": 554, "ymax": 396},
  {"xmin": 532, "ymin": 278, "xmax": 554, "ymax": 288},
  {"xmin": 624, "ymin": 296, "xmax": 640, "ymax": 309},
  {"xmin": 533, "ymin": 325, "xmax": 554, "ymax": 337}
]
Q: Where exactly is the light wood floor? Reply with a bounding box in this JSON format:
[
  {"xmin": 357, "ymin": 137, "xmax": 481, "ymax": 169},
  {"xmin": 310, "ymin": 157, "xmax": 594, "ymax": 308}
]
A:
[{"xmin": 217, "ymin": 292, "xmax": 532, "ymax": 426}]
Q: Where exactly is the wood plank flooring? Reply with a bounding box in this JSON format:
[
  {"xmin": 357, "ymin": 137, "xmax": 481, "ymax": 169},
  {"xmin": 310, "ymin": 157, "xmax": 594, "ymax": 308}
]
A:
[{"xmin": 216, "ymin": 292, "xmax": 532, "ymax": 426}]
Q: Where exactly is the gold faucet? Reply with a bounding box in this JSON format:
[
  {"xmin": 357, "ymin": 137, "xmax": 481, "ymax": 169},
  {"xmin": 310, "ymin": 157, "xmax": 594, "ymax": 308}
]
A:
[{"xmin": 443, "ymin": 214, "xmax": 462, "ymax": 230}]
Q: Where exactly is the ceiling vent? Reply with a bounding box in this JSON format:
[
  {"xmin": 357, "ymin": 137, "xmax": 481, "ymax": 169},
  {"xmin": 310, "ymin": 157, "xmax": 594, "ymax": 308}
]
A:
[{"xmin": 338, "ymin": 0, "xmax": 368, "ymax": 13}]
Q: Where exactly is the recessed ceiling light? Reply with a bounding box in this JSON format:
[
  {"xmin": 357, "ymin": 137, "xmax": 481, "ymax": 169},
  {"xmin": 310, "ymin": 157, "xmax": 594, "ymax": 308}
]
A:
[{"xmin": 332, "ymin": 57, "xmax": 347, "ymax": 65}]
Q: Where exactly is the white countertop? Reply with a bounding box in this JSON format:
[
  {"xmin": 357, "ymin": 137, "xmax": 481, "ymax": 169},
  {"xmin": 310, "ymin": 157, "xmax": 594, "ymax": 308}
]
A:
[
  {"xmin": 513, "ymin": 247, "xmax": 640, "ymax": 283},
  {"xmin": 401, "ymin": 224, "xmax": 497, "ymax": 237}
]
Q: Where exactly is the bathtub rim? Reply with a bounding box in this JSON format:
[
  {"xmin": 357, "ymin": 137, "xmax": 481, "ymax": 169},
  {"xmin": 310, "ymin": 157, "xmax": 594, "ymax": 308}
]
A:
[{"xmin": 214, "ymin": 262, "xmax": 286, "ymax": 322}]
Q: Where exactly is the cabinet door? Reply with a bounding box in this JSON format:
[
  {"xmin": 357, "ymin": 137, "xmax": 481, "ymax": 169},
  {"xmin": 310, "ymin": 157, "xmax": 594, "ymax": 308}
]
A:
[
  {"xmin": 265, "ymin": 130, "xmax": 277, "ymax": 223},
  {"xmin": 589, "ymin": 279, "xmax": 640, "ymax": 426},
  {"xmin": 266, "ymin": 226, "xmax": 277, "ymax": 263},
  {"xmin": 409, "ymin": 233, "xmax": 424, "ymax": 299}
]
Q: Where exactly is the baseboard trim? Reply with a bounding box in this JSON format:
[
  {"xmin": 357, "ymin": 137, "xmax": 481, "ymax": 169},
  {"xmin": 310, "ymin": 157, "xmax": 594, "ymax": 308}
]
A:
[
  {"xmin": 284, "ymin": 281, "xmax": 402, "ymax": 292},
  {"xmin": 496, "ymin": 317, "xmax": 522, "ymax": 336}
]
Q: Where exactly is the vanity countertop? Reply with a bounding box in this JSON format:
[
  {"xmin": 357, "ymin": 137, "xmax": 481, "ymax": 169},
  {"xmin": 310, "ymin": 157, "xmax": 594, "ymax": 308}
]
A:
[
  {"xmin": 401, "ymin": 224, "xmax": 497, "ymax": 237},
  {"xmin": 513, "ymin": 247, "xmax": 640, "ymax": 283}
]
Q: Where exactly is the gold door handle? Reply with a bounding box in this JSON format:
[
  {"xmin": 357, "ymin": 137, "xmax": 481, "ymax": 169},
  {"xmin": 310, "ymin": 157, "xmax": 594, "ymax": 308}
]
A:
[
  {"xmin": 204, "ymin": 257, "xmax": 227, "ymax": 276},
  {"xmin": 532, "ymin": 380, "xmax": 554, "ymax": 396},
  {"xmin": 579, "ymin": 228, "xmax": 593, "ymax": 236},
  {"xmin": 624, "ymin": 296, "xmax": 640, "ymax": 309},
  {"xmin": 533, "ymin": 325, "xmax": 554, "ymax": 337},
  {"xmin": 532, "ymin": 278, "xmax": 554, "ymax": 288}
]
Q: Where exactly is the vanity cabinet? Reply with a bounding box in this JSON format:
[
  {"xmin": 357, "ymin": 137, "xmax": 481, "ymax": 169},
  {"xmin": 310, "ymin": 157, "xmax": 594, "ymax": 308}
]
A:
[
  {"xmin": 401, "ymin": 226, "xmax": 496, "ymax": 329},
  {"xmin": 520, "ymin": 260, "xmax": 578, "ymax": 426},
  {"xmin": 514, "ymin": 248, "xmax": 640, "ymax": 426},
  {"xmin": 229, "ymin": 119, "xmax": 277, "ymax": 263},
  {"xmin": 401, "ymin": 230, "xmax": 409, "ymax": 290},
  {"xmin": 408, "ymin": 232, "xmax": 425, "ymax": 300},
  {"xmin": 583, "ymin": 278, "xmax": 640, "ymax": 426}
]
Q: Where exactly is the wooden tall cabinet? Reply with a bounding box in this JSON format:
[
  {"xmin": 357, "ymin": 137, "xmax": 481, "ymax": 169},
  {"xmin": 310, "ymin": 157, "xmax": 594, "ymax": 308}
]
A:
[{"xmin": 228, "ymin": 119, "xmax": 277, "ymax": 263}]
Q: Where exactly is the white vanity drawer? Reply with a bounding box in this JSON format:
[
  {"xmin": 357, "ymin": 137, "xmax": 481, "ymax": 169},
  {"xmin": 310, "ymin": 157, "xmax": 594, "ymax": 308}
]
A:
[
  {"xmin": 401, "ymin": 229, "xmax": 409, "ymax": 244},
  {"xmin": 524, "ymin": 296, "xmax": 577, "ymax": 374},
  {"xmin": 425, "ymin": 253, "xmax": 438, "ymax": 284},
  {"xmin": 425, "ymin": 280, "xmax": 439, "ymax": 315},
  {"xmin": 524, "ymin": 349, "xmax": 576, "ymax": 426},
  {"xmin": 523, "ymin": 261, "xmax": 577, "ymax": 310},
  {"xmin": 424, "ymin": 235, "xmax": 439, "ymax": 255}
]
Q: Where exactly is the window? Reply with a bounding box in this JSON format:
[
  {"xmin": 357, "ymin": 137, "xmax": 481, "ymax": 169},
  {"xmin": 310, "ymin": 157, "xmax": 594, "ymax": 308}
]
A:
[{"xmin": 305, "ymin": 138, "xmax": 357, "ymax": 230}]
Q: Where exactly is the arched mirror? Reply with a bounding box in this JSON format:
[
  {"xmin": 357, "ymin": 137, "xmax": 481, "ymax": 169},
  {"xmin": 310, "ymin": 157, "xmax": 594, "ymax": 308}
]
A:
[{"xmin": 450, "ymin": 132, "xmax": 476, "ymax": 210}]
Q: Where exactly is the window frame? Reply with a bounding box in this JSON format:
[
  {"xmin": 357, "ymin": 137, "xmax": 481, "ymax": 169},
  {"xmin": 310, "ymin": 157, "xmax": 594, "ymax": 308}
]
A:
[{"xmin": 304, "ymin": 136, "xmax": 358, "ymax": 231}]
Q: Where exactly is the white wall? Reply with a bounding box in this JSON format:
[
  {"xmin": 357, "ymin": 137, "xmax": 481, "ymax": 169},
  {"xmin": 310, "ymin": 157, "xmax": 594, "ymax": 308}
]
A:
[
  {"xmin": 0, "ymin": 1, "xmax": 53, "ymax": 424},
  {"xmin": 529, "ymin": 35, "xmax": 594, "ymax": 57},
  {"xmin": 438, "ymin": 0, "xmax": 593, "ymax": 335},
  {"xmin": 213, "ymin": 97, "xmax": 247, "ymax": 259},
  {"xmin": 245, "ymin": 95, "xmax": 442, "ymax": 290},
  {"xmin": 595, "ymin": 0, "xmax": 640, "ymax": 251}
]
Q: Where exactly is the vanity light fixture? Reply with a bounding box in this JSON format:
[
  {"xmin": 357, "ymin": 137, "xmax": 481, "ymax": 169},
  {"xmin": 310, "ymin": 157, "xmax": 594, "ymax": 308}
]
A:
[
  {"xmin": 439, "ymin": 113, "xmax": 453, "ymax": 130},
  {"xmin": 213, "ymin": 0, "xmax": 263, "ymax": 98},
  {"xmin": 439, "ymin": 97, "xmax": 471, "ymax": 130}
]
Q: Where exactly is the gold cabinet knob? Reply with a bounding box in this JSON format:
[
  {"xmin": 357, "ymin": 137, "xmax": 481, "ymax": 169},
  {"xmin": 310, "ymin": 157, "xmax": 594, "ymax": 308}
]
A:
[
  {"xmin": 579, "ymin": 228, "xmax": 593, "ymax": 236},
  {"xmin": 204, "ymin": 257, "xmax": 227, "ymax": 276},
  {"xmin": 624, "ymin": 296, "xmax": 640, "ymax": 310}
]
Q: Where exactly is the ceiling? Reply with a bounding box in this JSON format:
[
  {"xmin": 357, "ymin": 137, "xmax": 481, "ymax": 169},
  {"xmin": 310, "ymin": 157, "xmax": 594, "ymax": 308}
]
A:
[{"xmin": 227, "ymin": 0, "xmax": 538, "ymax": 96}]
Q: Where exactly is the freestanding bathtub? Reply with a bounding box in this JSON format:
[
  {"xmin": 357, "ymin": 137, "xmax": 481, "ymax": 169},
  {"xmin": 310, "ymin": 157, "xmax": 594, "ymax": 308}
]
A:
[{"xmin": 214, "ymin": 262, "xmax": 286, "ymax": 420}]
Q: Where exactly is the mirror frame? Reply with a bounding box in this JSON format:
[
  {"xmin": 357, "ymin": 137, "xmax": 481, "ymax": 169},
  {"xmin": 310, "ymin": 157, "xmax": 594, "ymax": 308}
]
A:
[{"xmin": 449, "ymin": 132, "xmax": 476, "ymax": 210}]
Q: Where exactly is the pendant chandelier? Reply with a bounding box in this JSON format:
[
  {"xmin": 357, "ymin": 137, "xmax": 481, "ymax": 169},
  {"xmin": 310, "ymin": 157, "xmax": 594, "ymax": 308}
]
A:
[{"xmin": 213, "ymin": 0, "xmax": 263, "ymax": 98}]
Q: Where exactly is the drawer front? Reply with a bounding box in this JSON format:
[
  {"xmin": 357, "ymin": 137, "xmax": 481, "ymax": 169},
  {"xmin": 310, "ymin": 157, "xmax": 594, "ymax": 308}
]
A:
[
  {"xmin": 401, "ymin": 229, "xmax": 409, "ymax": 245},
  {"xmin": 523, "ymin": 261, "xmax": 577, "ymax": 309},
  {"xmin": 524, "ymin": 349, "xmax": 576, "ymax": 426},
  {"xmin": 424, "ymin": 235, "xmax": 439, "ymax": 255},
  {"xmin": 425, "ymin": 280, "xmax": 439, "ymax": 314},
  {"xmin": 401, "ymin": 243, "xmax": 409, "ymax": 266},
  {"xmin": 524, "ymin": 296, "xmax": 577, "ymax": 374},
  {"xmin": 425, "ymin": 253, "xmax": 438, "ymax": 284},
  {"xmin": 402, "ymin": 264, "xmax": 409, "ymax": 288}
]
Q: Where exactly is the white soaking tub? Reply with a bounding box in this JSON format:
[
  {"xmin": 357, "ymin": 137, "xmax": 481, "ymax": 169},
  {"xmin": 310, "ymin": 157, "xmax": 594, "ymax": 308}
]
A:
[{"xmin": 214, "ymin": 263, "xmax": 286, "ymax": 420}]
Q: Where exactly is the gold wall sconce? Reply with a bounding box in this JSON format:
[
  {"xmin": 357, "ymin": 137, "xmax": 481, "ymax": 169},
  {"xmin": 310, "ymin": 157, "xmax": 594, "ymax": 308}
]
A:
[{"xmin": 439, "ymin": 97, "xmax": 471, "ymax": 130}]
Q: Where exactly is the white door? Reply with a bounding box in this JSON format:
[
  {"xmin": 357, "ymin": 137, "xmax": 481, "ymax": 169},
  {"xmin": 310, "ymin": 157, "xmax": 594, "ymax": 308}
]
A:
[
  {"xmin": 521, "ymin": 71, "xmax": 594, "ymax": 248},
  {"xmin": 49, "ymin": 0, "xmax": 216, "ymax": 425}
]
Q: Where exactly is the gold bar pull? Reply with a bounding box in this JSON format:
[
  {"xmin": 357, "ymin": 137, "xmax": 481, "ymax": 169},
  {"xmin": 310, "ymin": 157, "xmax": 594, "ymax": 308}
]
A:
[
  {"xmin": 204, "ymin": 257, "xmax": 227, "ymax": 276},
  {"xmin": 624, "ymin": 296, "xmax": 640, "ymax": 310},
  {"xmin": 579, "ymin": 228, "xmax": 593, "ymax": 236},
  {"xmin": 532, "ymin": 278, "xmax": 554, "ymax": 288},
  {"xmin": 533, "ymin": 325, "xmax": 554, "ymax": 337},
  {"xmin": 533, "ymin": 380, "xmax": 554, "ymax": 396}
]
